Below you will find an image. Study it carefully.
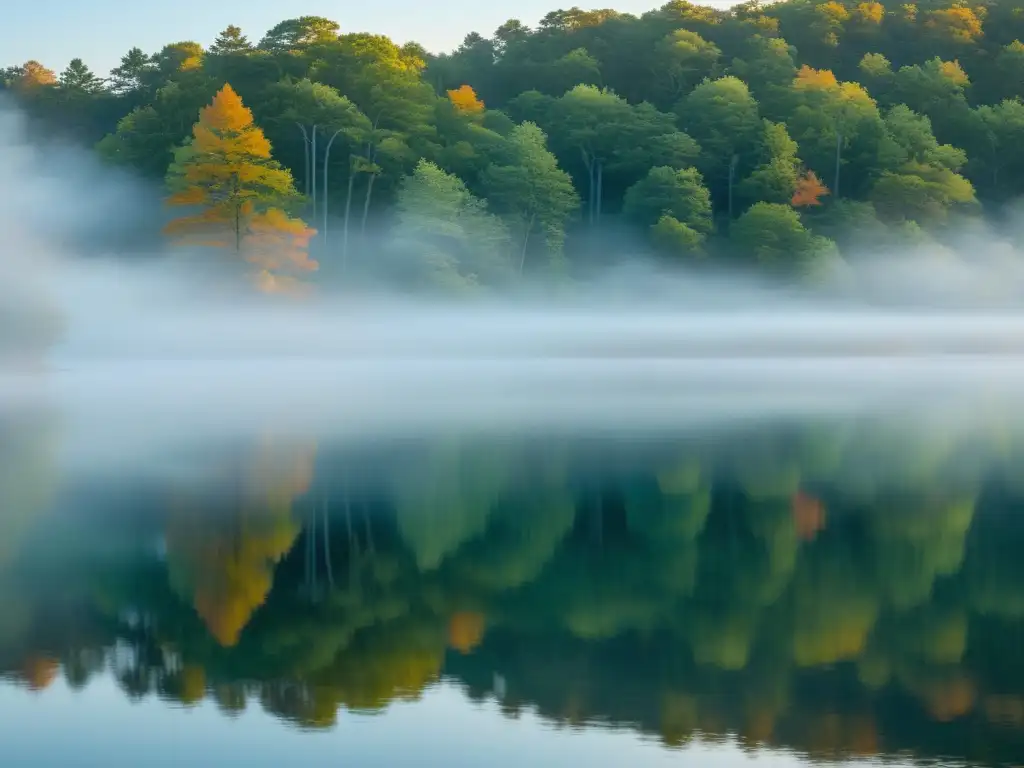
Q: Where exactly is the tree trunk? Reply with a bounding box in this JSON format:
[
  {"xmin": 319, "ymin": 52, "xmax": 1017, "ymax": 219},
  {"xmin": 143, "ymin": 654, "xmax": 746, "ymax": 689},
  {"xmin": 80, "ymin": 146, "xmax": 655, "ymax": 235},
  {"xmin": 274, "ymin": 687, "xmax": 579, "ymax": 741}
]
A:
[
  {"xmin": 991, "ymin": 139, "xmax": 999, "ymax": 191},
  {"xmin": 519, "ymin": 213, "xmax": 536, "ymax": 275},
  {"xmin": 232, "ymin": 174, "xmax": 241, "ymax": 253},
  {"xmin": 342, "ymin": 166, "xmax": 355, "ymax": 272},
  {"xmin": 834, "ymin": 130, "xmax": 842, "ymax": 199},
  {"xmin": 310, "ymin": 126, "xmax": 318, "ymax": 224},
  {"xmin": 360, "ymin": 172, "xmax": 377, "ymax": 235},
  {"xmin": 322, "ymin": 500, "xmax": 333, "ymax": 589},
  {"xmin": 728, "ymin": 154, "xmax": 738, "ymax": 222},
  {"xmin": 581, "ymin": 148, "xmax": 595, "ymax": 226},
  {"xmin": 595, "ymin": 161, "xmax": 603, "ymax": 224}
]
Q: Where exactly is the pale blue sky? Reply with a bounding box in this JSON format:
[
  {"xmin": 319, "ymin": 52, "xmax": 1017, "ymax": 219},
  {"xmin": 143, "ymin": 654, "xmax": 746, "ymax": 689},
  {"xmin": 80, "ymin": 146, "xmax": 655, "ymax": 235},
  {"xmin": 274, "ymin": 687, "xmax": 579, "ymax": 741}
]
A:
[
  {"xmin": 0, "ymin": 677, "xmax": 820, "ymax": 767},
  {"xmin": 3, "ymin": 1, "xmax": 737, "ymax": 76}
]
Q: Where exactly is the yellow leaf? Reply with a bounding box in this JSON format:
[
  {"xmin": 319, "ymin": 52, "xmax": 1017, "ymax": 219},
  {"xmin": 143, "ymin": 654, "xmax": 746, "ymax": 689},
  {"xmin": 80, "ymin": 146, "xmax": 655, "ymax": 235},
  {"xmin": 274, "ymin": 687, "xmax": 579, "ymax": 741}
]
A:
[
  {"xmin": 794, "ymin": 65, "xmax": 839, "ymax": 90},
  {"xmin": 447, "ymin": 84, "xmax": 485, "ymax": 115}
]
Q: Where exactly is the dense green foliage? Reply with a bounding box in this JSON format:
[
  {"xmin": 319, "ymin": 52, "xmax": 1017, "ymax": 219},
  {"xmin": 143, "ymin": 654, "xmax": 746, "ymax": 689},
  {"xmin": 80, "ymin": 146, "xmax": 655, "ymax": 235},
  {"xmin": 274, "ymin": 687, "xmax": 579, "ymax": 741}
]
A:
[
  {"xmin": 5, "ymin": 2, "xmax": 1024, "ymax": 288},
  {"xmin": 3, "ymin": 416, "xmax": 1024, "ymax": 763}
]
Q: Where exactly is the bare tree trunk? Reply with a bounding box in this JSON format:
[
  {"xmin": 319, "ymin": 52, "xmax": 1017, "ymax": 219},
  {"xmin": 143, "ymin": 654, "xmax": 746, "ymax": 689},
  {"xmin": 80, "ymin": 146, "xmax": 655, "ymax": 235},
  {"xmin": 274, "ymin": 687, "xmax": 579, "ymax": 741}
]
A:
[
  {"xmin": 991, "ymin": 139, "xmax": 999, "ymax": 191},
  {"xmin": 834, "ymin": 130, "xmax": 842, "ymax": 199},
  {"xmin": 310, "ymin": 126, "xmax": 318, "ymax": 224},
  {"xmin": 342, "ymin": 165, "xmax": 356, "ymax": 272},
  {"xmin": 519, "ymin": 213, "xmax": 536, "ymax": 275},
  {"xmin": 728, "ymin": 154, "xmax": 738, "ymax": 222},
  {"xmin": 232, "ymin": 174, "xmax": 242, "ymax": 253},
  {"xmin": 581, "ymin": 148, "xmax": 595, "ymax": 226},
  {"xmin": 360, "ymin": 172, "xmax": 377, "ymax": 235},
  {"xmin": 363, "ymin": 500, "xmax": 375, "ymax": 554},
  {"xmin": 322, "ymin": 499, "xmax": 333, "ymax": 589},
  {"xmin": 595, "ymin": 161, "xmax": 603, "ymax": 224}
]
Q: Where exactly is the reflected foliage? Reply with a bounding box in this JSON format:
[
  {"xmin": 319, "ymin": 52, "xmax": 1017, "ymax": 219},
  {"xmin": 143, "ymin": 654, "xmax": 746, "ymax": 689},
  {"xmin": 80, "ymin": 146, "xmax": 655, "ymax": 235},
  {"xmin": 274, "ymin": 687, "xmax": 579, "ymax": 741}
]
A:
[{"xmin": 2, "ymin": 421, "xmax": 1024, "ymax": 765}]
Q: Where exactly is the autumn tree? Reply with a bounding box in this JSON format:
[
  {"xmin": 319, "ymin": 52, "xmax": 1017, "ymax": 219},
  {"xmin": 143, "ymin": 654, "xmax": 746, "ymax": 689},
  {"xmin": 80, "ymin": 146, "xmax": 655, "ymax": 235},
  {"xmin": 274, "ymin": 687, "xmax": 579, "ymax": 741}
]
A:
[
  {"xmin": 164, "ymin": 84, "xmax": 316, "ymax": 291},
  {"xmin": 9, "ymin": 61, "xmax": 56, "ymax": 91},
  {"xmin": 165, "ymin": 439, "xmax": 313, "ymax": 646},
  {"xmin": 791, "ymin": 171, "xmax": 829, "ymax": 207},
  {"xmin": 448, "ymin": 84, "xmax": 485, "ymax": 115}
]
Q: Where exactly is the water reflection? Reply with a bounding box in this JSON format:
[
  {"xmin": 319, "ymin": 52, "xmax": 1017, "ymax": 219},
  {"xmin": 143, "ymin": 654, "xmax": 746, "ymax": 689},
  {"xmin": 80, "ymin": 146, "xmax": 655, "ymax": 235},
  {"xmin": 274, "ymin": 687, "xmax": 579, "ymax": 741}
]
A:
[{"xmin": 2, "ymin": 420, "xmax": 1024, "ymax": 766}]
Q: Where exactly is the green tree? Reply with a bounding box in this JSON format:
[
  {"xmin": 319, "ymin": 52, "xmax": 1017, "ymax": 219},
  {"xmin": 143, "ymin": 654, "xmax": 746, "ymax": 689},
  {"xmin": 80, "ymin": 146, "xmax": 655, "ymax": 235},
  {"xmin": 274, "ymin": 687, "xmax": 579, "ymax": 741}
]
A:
[
  {"xmin": 678, "ymin": 77, "xmax": 762, "ymax": 219},
  {"xmin": 548, "ymin": 48, "xmax": 602, "ymax": 95},
  {"xmin": 651, "ymin": 30, "xmax": 721, "ymax": 108},
  {"xmin": 209, "ymin": 25, "xmax": 252, "ymax": 56},
  {"xmin": 108, "ymin": 47, "xmax": 154, "ymax": 95},
  {"xmin": 969, "ymin": 99, "xmax": 1024, "ymax": 199},
  {"xmin": 738, "ymin": 120, "xmax": 803, "ymax": 208},
  {"xmin": 154, "ymin": 41, "xmax": 205, "ymax": 76},
  {"xmin": 96, "ymin": 106, "xmax": 177, "ymax": 177},
  {"xmin": 731, "ymin": 202, "xmax": 836, "ymax": 270},
  {"xmin": 390, "ymin": 160, "xmax": 512, "ymax": 290},
  {"xmin": 623, "ymin": 166, "xmax": 713, "ymax": 256},
  {"xmin": 869, "ymin": 164, "xmax": 976, "ymax": 227},
  {"xmin": 547, "ymin": 85, "xmax": 634, "ymax": 225},
  {"xmin": 58, "ymin": 58, "xmax": 104, "ymax": 93},
  {"xmin": 258, "ymin": 17, "xmax": 340, "ymax": 54},
  {"xmin": 257, "ymin": 79, "xmax": 372, "ymax": 263},
  {"xmin": 481, "ymin": 122, "xmax": 579, "ymax": 274}
]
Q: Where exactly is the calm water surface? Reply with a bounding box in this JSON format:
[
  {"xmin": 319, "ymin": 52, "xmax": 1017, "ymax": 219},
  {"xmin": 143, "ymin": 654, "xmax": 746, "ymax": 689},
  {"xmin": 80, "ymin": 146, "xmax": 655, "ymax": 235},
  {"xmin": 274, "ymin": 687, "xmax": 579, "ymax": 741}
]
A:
[{"xmin": 2, "ymin": 407, "xmax": 1024, "ymax": 767}]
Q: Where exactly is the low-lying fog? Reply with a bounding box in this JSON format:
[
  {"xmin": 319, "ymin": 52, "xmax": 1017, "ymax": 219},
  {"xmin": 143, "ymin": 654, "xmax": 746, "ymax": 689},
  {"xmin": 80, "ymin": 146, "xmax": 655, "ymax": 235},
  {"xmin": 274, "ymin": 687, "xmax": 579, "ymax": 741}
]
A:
[{"xmin": 5, "ymin": 99, "xmax": 1024, "ymax": 475}]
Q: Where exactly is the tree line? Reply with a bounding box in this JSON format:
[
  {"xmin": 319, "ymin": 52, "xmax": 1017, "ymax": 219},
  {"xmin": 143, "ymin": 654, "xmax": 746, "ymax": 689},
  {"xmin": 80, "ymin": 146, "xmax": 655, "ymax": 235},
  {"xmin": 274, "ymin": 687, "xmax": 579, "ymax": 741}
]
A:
[{"xmin": 5, "ymin": 2, "xmax": 1024, "ymax": 292}]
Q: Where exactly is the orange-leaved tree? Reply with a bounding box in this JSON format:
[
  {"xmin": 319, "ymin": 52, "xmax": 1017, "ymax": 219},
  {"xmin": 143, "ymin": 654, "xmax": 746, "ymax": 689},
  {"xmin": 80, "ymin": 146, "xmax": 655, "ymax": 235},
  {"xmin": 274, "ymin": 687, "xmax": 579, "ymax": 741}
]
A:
[
  {"xmin": 244, "ymin": 209, "xmax": 318, "ymax": 296},
  {"xmin": 791, "ymin": 171, "xmax": 830, "ymax": 207},
  {"xmin": 447, "ymin": 84, "xmax": 485, "ymax": 115},
  {"xmin": 164, "ymin": 83, "xmax": 317, "ymax": 292},
  {"xmin": 164, "ymin": 438, "xmax": 315, "ymax": 647}
]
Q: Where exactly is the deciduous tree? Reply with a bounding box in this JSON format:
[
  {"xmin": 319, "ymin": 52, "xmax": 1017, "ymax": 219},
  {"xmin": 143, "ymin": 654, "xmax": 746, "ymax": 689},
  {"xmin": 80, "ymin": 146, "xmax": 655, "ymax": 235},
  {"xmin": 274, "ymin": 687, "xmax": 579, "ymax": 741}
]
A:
[
  {"xmin": 164, "ymin": 84, "xmax": 314, "ymax": 290},
  {"xmin": 481, "ymin": 122, "xmax": 579, "ymax": 273}
]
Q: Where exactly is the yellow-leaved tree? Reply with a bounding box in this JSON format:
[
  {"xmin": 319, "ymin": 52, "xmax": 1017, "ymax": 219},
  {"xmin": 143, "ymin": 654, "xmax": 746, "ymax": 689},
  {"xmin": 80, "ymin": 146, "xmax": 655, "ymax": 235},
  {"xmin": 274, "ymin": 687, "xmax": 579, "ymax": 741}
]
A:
[
  {"xmin": 165, "ymin": 438, "xmax": 316, "ymax": 647},
  {"xmin": 164, "ymin": 83, "xmax": 318, "ymax": 294},
  {"xmin": 447, "ymin": 84, "xmax": 485, "ymax": 115}
]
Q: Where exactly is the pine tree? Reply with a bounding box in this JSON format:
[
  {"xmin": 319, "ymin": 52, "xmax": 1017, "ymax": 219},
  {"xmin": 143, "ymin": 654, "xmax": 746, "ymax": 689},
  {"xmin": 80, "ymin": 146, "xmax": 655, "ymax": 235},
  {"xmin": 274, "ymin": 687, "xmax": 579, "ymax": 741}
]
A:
[
  {"xmin": 164, "ymin": 84, "xmax": 316, "ymax": 291},
  {"xmin": 59, "ymin": 58, "xmax": 104, "ymax": 93},
  {"xmin": 209, "ymin": 26, "xmax": 252, "ymax": 56}
]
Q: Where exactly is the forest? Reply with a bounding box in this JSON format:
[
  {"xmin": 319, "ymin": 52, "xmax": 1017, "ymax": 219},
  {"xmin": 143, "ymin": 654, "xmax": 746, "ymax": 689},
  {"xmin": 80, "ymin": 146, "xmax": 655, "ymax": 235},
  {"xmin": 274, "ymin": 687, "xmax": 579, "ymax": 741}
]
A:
[
  {"xmin": 2, "ymin": 413, "xmax": 1024, "ymax": 764},
  {"xmin": 5, "ymin": 1, "xmax": 1024, "ymax": 292}
]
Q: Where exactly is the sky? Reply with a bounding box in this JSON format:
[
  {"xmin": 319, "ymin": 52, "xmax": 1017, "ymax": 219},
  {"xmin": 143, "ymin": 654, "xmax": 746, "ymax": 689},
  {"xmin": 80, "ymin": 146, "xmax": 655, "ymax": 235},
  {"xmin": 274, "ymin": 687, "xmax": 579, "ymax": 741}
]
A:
[
  {"xmin": 2, "ymin": 0, "xmax": 738, "ymax": 76},
  {"xmin": 0, "ymin": 677, "xmax": 842, "ymax": 768}
]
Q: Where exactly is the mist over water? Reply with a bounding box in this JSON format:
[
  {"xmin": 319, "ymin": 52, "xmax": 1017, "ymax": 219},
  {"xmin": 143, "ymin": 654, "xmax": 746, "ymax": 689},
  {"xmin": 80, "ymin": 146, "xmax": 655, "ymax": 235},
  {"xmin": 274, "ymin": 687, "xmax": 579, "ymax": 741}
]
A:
[{"xmin": 6, "ymin": 98, "xmax": 1024, "ymax": 472}]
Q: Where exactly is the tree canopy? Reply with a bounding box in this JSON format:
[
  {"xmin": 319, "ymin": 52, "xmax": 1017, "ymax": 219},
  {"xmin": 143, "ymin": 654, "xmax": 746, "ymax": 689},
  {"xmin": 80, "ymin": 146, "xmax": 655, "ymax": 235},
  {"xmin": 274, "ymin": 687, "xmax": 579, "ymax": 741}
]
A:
[{"xmin": 3, "ymin": 1, "xmax": 1022, "ymax": 289}]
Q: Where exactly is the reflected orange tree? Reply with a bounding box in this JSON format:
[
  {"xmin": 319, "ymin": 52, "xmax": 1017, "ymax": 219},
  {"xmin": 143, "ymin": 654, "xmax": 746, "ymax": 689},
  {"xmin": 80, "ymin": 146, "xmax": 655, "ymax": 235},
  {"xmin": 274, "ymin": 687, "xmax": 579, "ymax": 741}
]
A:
[{"xmin": 165, "ymin": 436, "xmax": 316, "ymax": 647}]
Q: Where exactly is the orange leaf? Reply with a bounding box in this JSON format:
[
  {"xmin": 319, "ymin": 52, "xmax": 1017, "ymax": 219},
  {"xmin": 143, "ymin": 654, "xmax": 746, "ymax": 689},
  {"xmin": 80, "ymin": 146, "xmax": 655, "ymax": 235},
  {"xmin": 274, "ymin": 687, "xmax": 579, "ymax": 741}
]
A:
[
  {"xmin": 791, "ymin": 171, "xmax": 830, "ymax": 207},
  {"xmin": 447, "ymin": 84, "xmax": 485, "ymax": 114}
]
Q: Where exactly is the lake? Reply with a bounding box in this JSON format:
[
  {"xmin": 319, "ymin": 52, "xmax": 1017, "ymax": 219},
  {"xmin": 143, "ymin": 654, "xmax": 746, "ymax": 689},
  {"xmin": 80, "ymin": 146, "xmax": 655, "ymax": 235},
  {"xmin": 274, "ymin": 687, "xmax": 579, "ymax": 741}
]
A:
[{"xmin": 2, "ymin": 399, "xmax": 1024, "ymax": 768}]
